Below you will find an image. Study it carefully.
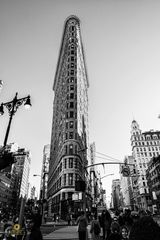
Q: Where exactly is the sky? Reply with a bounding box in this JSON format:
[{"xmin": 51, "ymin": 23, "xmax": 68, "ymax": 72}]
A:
[{"xmin": 1, "ymin": 0, "xmax": 160, "ymax": 200}]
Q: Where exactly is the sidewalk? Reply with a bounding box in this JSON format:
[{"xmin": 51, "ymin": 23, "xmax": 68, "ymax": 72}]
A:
[{"xmin": 43, "ymin": 225, "xmax": 92, "ymax": 240}]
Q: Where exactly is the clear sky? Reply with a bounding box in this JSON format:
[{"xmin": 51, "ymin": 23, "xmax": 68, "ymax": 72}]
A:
[{"xmin": 1, "ymin": 0, "xmax": 160, "ymax": 200}]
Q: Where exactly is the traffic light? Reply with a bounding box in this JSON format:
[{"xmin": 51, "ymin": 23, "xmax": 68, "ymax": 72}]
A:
[
  {"xmin": 0, "ymin": 151, "xmax": 15, "ymax": 170},
  {"xmin": 75, "ymin": 180, "xmax": 86, "ymax": 192}
]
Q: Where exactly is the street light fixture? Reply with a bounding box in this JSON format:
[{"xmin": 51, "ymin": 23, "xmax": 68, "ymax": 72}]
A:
[{"xmin": 0, "ymin": 92, "xmax": 31, "ymax": 147}]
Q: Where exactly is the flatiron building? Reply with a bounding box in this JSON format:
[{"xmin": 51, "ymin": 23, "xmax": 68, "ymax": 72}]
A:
[{"xmin": 47, "ymin": 16, "xmax": 89, "ymax": 218}]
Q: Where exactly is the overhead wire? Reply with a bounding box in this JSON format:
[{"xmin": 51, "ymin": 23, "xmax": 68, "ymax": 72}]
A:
[{"xmin": 95, "ymin": 151, "xmax": 121, "ymax": 162}]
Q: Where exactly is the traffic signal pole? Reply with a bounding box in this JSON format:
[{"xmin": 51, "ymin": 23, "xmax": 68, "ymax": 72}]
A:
[{"xmin": 85, "ymin": 162, "xmax": 135, "ymax": 169}]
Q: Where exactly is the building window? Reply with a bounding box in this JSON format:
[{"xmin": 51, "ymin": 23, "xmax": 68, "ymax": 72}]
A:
[
  {"xmin": 71, "ymin": 56, "xmax": 74, "ymax": 61},
  {"xmin": 70, "ymin": 93, "xmax": 74, "ymax": 99},
  {"xmin": 75, "ymin": 173, "xmax": 79, "ymax": 181},
  {"xmin": 70, "ymin": 102, "xmax": 74, "ymax": 108},
  {"xmin": 59, "ymin": 177, "xmax": 61, "ymax": 187},
  {"xmin": 69, "ymin": 158, "xmax": 73, "ymax": 168},
  {"xmin": 65, "ymin": 145, "xmax": 68, "ymax": 154},
  {"xmin": 75, "ymin": 158, "xmax": 78, "ymax": 168},
  {"xmin": 69, "ymin": 144, "xmax": 73, "ymax": 154},
  {"xmin": 71, "ymin": 44, "xmax": 74, "ymax": 49},
  {"xmin": 69, "ymin": 121, "xmax": 74, "ymax": 128},
  {"xmin": 75, "ymin": 145, "xmax": 78, "ymax": 154},
  {"xmin": 70, "ymin": 85, "xmax": 74, "ymax": 91},
  {"xmin": 71, "ymin": 63, "xmax": 75, "ymax": 68},
  {"xmin": 64, "ymin": 174, "xmax": 66, "ymax": 186},
  {"xmin": 65, "ymin": 133, "xmax": 68, "ymax": 140},
  {"xmin": 70, "ymin": 77, "xmax": 74, "ymax": 82},
  {"xmin": 69, "ymin": 132, "xmax": 73, "ymax": 139},
  {"xmin": 70, "ymin": 111, "xmax": 74, "ymax": 118},
  {"xmin": 68, "ymin": 173, "xmax": 73, "ymax": 185},
  {"xmin": 64, "ymin": 159, "xmax": 67, "ymax": 169},
  {"xmin": 71, "ymin": 26, "xmax": 75, "ymax": 31},
  {"xmin": 70, "ymin": 70, "xmax": 74, "ymax": 75}
]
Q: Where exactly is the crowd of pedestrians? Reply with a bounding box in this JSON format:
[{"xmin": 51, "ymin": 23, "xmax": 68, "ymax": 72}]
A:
[
  {"xmin": 75, "ymin": 208, "xmax": 160, "ymax": 240},
  {"xmin": 86, "ymin": 208, "xmax": 160, "ymax": 240}
]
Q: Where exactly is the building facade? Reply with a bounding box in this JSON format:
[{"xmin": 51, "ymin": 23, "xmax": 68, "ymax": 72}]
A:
[
  {"xmin": 111, "ymin": 179, "xmax": 121, "ymax": 210},
  {"xmin": 146, "ymin": 155, "xmax": 160, "ymax": 212},
  {"xmin": 40, "ymin": 144, "xmax": 50, "ymax": 200},
  {"xmin": 0, "ymin": 144, "xmax": 31, "ymax": 216},
  {"xmin": 47, "ymin": 16, "xmax": 90, "ymax": 218},
  {"xmin": 120, "ymin": 156, "xmax": 138, "ymax": 210},
  {"xmin": 131, "ymin": 120, "xmax": 160, "ymax": 210}
]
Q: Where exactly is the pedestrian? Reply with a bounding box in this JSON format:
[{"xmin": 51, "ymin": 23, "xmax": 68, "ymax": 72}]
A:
[
  {"xmin": 100, "ymin": 210, "xmax": 112, "ymax": 240},
  {"xmin": 120, "ymin": 226, "xmax": 129, "ymax": 240},
  {"xmin": 76, "ymin": 211, "xmax": 88, "ymax": 240},
  {"xmin": 23, "ymin": 214, "xmax": 43, "ymax": 240},
  {"xmin": 108, "ymin": 221, "xmax": 121, "ymax": 240},
  {"xmin": 90, "ymin": 215, "xmax": 101, "ymax": 240},
  {"xmin": 66, "ymin": 214, "xmax": 71, "ymax": 226},
  {"xmin": 129, "ymin": 216, "xmax": 160, "ymax": 240},
  {"xmin": 2, "ymin": 225, "xmax": 15, "ymax": 240}
]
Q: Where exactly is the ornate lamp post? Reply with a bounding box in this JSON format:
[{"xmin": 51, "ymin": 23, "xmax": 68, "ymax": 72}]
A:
[{"xmin": 0, "ymin": 92, "xmax": 31, "ymax": 147}]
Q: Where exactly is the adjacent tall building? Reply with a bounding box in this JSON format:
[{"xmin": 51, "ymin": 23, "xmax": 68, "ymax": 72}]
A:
[
  {"xmin": 40, "ymin": 144, "xmax": 50, "ymax": 200},
  {"xmin": 47, "ymin": 16, "xmax": 90, "ymax": 218},
  {"xmin": 131, "ymin": 120, "xmax": 160, "ymax": 210},
  {"xmin": 0, "ymin": 143, "xmax": 31, "ymax": 216}
]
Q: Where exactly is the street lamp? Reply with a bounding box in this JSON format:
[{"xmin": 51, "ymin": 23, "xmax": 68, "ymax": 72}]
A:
[
  {"xmin": 33, "ymin": 172, "xmax": 48, "ymax": 223},
  {"xmin": 0, "ymin": 92, "xmax": 31, "ymax": 147}
]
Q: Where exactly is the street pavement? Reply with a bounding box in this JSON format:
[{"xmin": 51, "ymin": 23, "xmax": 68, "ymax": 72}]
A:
[{"xmin": 43, "ymin": 224, "xmax": 92, "ymax": 240}]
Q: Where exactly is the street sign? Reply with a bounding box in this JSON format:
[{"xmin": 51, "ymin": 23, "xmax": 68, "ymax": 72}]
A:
[
  {"xmin": 72, "ymin": 192, "xmax": 82, "ymax": 200},
  {"xmin": 122, "ymin": 166, "xmax": 130, "ymax": 177}
]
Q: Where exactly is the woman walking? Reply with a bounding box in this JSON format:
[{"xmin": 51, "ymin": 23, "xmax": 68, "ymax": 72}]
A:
[{"xmin": 90, "ymin": 215, "xmax": 101, "ymax": 240}]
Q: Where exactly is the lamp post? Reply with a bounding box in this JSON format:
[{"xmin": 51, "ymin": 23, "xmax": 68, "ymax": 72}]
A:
[
  {"xmin": 0, "ymin": 92, "xmax": 31, "ymax": 170},
  {"xmin": 33, "ymin": 172, "xmax": 48, "ymax": 223},
  {"xmin": 0, "ymin": 92, "xmax": 31, "ymax": 147}
]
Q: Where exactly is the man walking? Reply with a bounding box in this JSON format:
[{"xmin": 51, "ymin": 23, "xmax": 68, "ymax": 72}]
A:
[{"xmin": 76, "ymin": 211, "xmax": 88, "ymax": 240}]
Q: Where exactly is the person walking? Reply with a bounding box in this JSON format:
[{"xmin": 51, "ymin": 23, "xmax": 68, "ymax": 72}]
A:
[
  {"xmin": 76, "ymin": 211, "xmax": 88, "ymax": 240},
  {"xmin": 100, "ymin": 210, "xmax": 112, "ymax": 240},
  {"xmin": 90, "ymin": 215, "xmax": 101, "ymax": 240},
  {"xmin": 66, "ymin": 214, "xmax": 71, "ymax": 226}
]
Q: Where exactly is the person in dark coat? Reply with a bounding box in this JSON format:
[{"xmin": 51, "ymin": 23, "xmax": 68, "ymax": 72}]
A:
[
  {"xmin": 76, "ymin": 211, "xmax": 88, "ymax": 240},
  {"xmin": 108, "ymin": 221, "xmax": 121, "ymax": 240},
  {"xmin": 23, "ymin": 214, "xmax": 43, "ymax": 240},
  {"xmin": 100, "ymin": 210, "xmax": 112, "ymax": 240},
  {"xmin": 129, "ymin": 216, "xmax": 160, "ymax": 240},
  {"xmin": 90, "ymin": 215, "xmax": 101, "ymax": 240}
]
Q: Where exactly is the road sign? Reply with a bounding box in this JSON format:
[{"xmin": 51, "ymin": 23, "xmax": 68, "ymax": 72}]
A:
[{"xmin": 122, "ymin": 166, "xmax": 130, "ymax": 177}]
